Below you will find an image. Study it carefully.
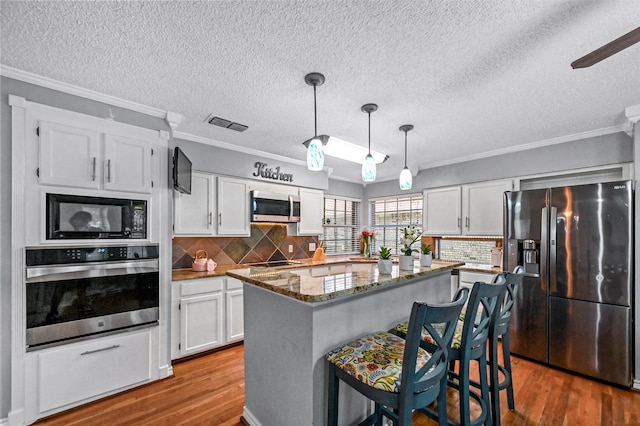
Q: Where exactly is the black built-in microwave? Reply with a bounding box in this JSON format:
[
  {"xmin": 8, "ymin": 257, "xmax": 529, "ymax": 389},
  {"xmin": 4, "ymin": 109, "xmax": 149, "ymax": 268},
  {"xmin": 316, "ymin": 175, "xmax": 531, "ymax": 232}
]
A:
[{"xmin": 46, "ymin": 193, "xmax": 147, "ymax": 240}]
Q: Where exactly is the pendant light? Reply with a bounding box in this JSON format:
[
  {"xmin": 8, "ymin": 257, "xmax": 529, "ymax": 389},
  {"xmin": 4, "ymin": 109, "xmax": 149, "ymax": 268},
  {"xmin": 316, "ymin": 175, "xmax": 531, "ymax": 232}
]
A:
[
  {"xmin": 361, "ymin": 103, "xmax": 378, "ymax": 182},
  {"xmin": 305, "ymin": 72, "xmax": 325, "ymax": 171},
  {"xmin": 399, "ymin": 124, "xmax": 414, "ymax": 190}
]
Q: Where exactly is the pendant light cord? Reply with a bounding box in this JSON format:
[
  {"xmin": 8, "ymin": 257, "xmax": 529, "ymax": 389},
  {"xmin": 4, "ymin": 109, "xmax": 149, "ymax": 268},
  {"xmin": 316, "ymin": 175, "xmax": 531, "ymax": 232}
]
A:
[
  {"xmin": 313, "ymin": 84, "xmax": 318, "ymax": 137},
  {"xmin": 367, "ymin": 112, "xmax": 371, "ymax": 155},
  {"xmin": 404, "ymin": 131, "xmax": 408, "ymax": 167}
]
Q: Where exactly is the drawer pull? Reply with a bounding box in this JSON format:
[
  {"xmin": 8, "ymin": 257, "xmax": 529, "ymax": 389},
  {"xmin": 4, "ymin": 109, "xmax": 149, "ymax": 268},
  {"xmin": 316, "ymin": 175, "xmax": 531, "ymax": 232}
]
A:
[{"xmin": 80, "ymin": 344, "xmax": 120, "ymax": 355}]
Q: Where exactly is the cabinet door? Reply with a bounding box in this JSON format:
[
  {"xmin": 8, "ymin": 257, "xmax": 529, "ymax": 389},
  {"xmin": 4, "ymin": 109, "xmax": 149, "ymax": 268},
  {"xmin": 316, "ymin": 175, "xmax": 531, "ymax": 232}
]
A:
[
  {"xmin": 103, "ymin": 134, "xmax": 152, "ymax": 193},
  {"xmin": 38, "ymin": 330, "xmax": 150, "ymax": 413},
  {"xmin": 423, "ymin": 187, "xmax": 462, "ymax": 235},
  {"xmin": 180, "ymin": 292, "xmax": 224, "ymax": 356},
  {"xmin": 225, "ymin": 287, "xmax": 244, "ymax": 343},
  {"xmin": 174, "ymin": 171, "xmax": 215, "ymax": 235},
  {"xmin": 298, "ymin": 188, "xmax": 324, "ymax": 235},
  {"xmin": 217, "ymin": 177, "xmax": 250, "ymax": 236},
  {"xmin": 38, "ymin": 121, "xmax": 101, "ymax": 189},
  {"xmin": 463, "ymin": 180, "xmax": 512, "ymax": 235}
]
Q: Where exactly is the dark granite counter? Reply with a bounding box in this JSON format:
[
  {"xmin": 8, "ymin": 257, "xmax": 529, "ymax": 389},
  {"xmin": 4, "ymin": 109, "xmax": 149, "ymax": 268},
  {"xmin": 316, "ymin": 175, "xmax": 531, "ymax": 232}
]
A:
[{"xmin": 225, "ymin": 259, "xmax": 463, "ymax": 302}]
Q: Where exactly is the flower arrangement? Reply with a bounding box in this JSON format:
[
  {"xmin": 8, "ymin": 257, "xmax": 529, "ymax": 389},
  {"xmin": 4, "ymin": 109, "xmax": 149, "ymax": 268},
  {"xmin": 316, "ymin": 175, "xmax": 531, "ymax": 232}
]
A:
[
  {"xmin": 400, "ymin": 226, "xmax": 422, "ymax": 256},
  {"xmin": 361, "ymin": 229, "xmax": 375, "ymax": 257}
]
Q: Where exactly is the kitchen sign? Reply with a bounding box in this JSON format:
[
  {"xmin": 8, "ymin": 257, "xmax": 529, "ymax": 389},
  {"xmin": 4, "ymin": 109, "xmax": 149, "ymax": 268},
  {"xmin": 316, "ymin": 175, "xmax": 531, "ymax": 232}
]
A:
[{"xmin": 253, "ymin": 161, "xmax": 294, "ymax": 182}]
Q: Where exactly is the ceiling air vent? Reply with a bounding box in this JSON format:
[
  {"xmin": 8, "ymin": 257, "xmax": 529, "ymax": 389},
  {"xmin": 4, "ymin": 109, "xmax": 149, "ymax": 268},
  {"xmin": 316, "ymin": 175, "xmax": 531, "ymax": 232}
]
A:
[{"xmin": 205, "ymin": 114, "xmax": 248, "ymax": 132}]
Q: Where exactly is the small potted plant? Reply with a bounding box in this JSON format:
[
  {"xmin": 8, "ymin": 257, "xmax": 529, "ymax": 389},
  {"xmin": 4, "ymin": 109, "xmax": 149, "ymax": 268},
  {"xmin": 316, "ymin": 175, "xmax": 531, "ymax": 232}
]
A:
[
  {"xmin": 399, "ymin": 226, "xmax": 422, "ymax": 270},
  {"xmin": 378, "ymin": 246, "xmax": 393, "ymax": 275},
  {"xmin": 420, "ymin": 243, "xmax": 432, "ymax": 267}
]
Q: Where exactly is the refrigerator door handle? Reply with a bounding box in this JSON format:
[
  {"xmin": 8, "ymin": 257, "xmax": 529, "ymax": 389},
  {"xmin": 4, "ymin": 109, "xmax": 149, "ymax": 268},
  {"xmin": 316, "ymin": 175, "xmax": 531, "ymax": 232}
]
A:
[
  {"xmin": 540, "ymin": 207, "xmax": 548, "ymax": 292},
  {"xmin": 549, "ymin": 206, "xmax": 557, "ymax": 293}
]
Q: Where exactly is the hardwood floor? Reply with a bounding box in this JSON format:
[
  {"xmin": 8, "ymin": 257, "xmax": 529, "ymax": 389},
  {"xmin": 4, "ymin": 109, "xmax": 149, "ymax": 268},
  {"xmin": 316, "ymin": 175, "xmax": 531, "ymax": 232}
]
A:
[{"xmin": 36, "ymin": 342, "xmax": 640, "ymax": 425}]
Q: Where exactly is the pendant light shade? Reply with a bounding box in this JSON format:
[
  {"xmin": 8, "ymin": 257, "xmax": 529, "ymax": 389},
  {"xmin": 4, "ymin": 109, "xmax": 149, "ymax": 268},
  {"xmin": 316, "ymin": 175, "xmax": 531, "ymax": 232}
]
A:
[
  {"xmin": 361, "ymin": 103, "xmax": 378, "ymax": 182},
  {"xmin": 399, "ymin": 124, "xmax": 414, "ymax": 190},
  {"xmin": 305, "ymin": 73, "xmax": 325, "ymax": 171}
]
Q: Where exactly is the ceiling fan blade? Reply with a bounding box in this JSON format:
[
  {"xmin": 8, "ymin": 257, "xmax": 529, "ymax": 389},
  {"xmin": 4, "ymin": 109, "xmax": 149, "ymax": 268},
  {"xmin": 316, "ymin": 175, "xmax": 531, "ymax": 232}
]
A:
[{"xmin": 571, "ymin": 26, "xmax": 640, "ymax": 69}]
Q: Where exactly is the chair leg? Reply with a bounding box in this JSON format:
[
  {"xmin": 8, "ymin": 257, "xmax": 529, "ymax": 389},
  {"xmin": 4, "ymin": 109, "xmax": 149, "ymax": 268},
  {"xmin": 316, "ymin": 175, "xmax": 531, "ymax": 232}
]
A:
[
  {"xmin": 437, "ymin": 372, "xmax": 449, "ymax": 426},
  {"xmin": 327, "ymin": 363, "xmax": 339, "ymax": 426},
  {"xmin": 489, "ymin": 336, "xmax": 501, "ymax": 426},
  {"xmin": 478, "ymin": 355, "xmax": 492, "ymax": 426},
  {"xmin": 458, "ymin": 359, "xmax": 471, "ymax": 426},
  {"xmin": 502, "ymin": 332, "xmax": 515, "ymax": 411}
]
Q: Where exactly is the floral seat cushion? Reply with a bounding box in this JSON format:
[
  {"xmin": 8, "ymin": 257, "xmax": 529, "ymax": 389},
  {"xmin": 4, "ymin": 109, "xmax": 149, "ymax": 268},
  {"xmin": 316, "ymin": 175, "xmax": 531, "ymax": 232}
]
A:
[
  {"xmin": 326, "ymin": 331, "xmax": 431, "ymax": 393},
  {"xmin": 393, "ymin": 319, "xmax": 464, "ymax": 350}
]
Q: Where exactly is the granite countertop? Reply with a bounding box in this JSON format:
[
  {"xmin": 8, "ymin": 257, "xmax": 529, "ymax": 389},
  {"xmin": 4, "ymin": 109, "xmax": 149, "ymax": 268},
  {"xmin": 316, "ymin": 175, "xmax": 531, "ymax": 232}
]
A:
[
  {"xmin": 171, "ymin": 256, "xmax": 501, "ymax": 282},
  {"xmin": 171, "ymin": 255, "xmax": 380, "ymax": 281},
  {"xmin": 225, "ymin": 259, "xmax": 463, "ymax": 303}
]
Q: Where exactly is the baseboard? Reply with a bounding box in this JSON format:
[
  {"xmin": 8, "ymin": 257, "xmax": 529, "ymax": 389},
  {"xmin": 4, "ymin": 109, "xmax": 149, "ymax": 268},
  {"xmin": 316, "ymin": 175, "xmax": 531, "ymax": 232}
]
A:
[
  {"xmin": 0, "ymin": 417, "xmax": 7, "ymax": 426},
  {"xmin": 633, "ymin": 379, "xmax": 640, "ymax": 391},
  {"xmin": 242, "ymin": 407, "xmax": 262, "ymax": 426}
]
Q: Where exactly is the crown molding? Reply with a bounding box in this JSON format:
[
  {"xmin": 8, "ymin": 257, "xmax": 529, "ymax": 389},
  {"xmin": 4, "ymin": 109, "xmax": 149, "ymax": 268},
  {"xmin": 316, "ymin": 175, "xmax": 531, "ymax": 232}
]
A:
[
  {"xmin": 173, "ymin": 131, "xmax": 320, "ymax": 170},
  {"xmin": 419, "ymin": 124, "xmax": 626, "ymax": 170},
  {"xmin": 0, "ymin": 64, "xmax": 181, "ymax": 121},
  {"xmin": 624, "ymin": 104, "xmax": 640, "ymax": 136}
]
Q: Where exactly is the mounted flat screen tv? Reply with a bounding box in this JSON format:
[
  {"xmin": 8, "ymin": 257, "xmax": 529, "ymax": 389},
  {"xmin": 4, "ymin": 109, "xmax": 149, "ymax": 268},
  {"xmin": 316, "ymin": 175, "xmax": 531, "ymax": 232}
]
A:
[{"xmin": 173, "ymin": 146, "xmax": 192, "ymax": 194}]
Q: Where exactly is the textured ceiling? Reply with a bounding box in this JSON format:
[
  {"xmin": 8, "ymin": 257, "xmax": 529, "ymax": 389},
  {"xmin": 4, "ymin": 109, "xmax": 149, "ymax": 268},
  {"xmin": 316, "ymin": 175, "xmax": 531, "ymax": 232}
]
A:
[{"xmin": 2, "ymin": 1, "xmax": 639, "ymax": 183}]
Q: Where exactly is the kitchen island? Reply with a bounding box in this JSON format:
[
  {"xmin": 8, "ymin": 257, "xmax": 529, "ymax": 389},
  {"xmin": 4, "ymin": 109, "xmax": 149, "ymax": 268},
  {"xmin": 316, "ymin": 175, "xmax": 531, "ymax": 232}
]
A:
[{"xmin": 226, "ymin": 259, "xmax": 463, "ymax": 426}]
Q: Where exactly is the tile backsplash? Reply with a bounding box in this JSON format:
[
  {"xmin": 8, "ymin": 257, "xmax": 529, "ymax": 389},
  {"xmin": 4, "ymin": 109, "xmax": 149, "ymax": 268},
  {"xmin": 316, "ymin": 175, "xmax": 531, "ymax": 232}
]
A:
[
  {"xmin": 172, "ymin": 223, "xmax": 318, "ymax": 269},
  {"xmin": 439, "ymin": 239, "xmax": 498, "ymax": 264}
]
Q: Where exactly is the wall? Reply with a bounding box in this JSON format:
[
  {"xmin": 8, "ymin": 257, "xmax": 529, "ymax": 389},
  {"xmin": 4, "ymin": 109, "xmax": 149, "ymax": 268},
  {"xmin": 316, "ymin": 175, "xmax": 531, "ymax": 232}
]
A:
[
  {"xmin": 173, "ymin": 137, "xmax": 329, "ymax": 191},
  {"xmin": 0, "ymin": 75, "xmax": 171, "ymax": 421},
  {"xmin": 364, "ymin": 131, "xmax": 632, "ymax": 200}
]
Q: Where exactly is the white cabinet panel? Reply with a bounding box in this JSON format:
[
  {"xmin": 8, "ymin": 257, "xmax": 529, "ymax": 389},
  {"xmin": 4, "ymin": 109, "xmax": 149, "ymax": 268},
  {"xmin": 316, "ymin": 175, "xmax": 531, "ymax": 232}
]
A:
[
  {"xmin": 172, "ymin": 277, "xmax": 243, "ymax": 359},
  {"xmin": 423, "ymin": 186, "xmax": 462, "ymax": 235},
  {"xmin": 226, "ymin": 289, "xmax": 244, "ymax": 343},
  {"xmin": 103, "ymin": 134, "xmax": 152, "ymax": 193},
  {"xmin": 423, "ymin": 180, "xmax": 512, "ymax": 236},
  {"xmin": 174, "ymin": 171, "xmax": 216, "ymax": 235},
  {"xmin": 459, "ymin": 270, "xmax": 498, "ymax": 289},
  {"xmin": 38, "ymin": 330, "xmax": 150, "ymax": 413},
  {"xmin": 463, "ymin": 180, "xmax": 512, "ymax": 235},
  {"xmin": 180, "ymin": 292, "xmax": 224, "ymax": 355},
  {"xmin": 298, "ymin": 188, "xmax": 324, "ymax": 235},
  {"xmin": 38, "ymin": 121, "xmax": 101, "ymax": 189},
  {"xmin": 38, "ymin": 121, "xmax": 152, "ymax": 193},
  {"xmin": 217, "ymin": 177, "xmax": 250, "ymax": 236}
]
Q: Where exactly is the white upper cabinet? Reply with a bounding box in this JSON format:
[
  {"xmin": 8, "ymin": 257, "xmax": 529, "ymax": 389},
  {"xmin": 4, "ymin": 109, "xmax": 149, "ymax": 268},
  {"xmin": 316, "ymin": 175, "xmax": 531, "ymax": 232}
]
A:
[
  {"xmin": 423, "ymin": 179, "xmax": 512, "ymax": 236},
  {"xmin": 423, "ymin": 186, "xmax": 462, "ymax": 235},
  {"xmin": 462, "ymin": 180, "xmax": 512, "ymax": 235},
  {"xmin": 174, "ymin": 171, "xmax": 216, "ymax": 235},
  {"xmin": 297, "ymin": 188, "xmax": 324, "ymax": 235},
  {"xmin": 173, "ymin": 173, "xmax": 250, "ymax": 236},
  {"xmin": 217, "ymin": 176, "xmax": 250, "ymax": 236},
  {"xmin": 103, "ymin": 134, "xmax": 152, "ymax": 193},
  {"xmin": 38, "ymin": 121, "xmax": 153, "ymax": 193},
  {"xmin": 38, "ymin": 121, "xmax": 101, "ymax": 189}
]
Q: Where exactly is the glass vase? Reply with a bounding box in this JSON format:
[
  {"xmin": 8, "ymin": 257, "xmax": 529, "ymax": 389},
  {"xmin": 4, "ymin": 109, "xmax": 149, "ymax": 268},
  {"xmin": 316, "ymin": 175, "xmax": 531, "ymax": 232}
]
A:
[{"xmin": 363, "ymin": 238, "xmax": 370, "ymax": 258}]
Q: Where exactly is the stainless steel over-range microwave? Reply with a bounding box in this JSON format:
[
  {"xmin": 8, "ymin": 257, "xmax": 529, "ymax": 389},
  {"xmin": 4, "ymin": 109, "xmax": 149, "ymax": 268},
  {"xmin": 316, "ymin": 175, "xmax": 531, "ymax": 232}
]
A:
[{"xmin": 251, "ymin": 190, "xmax": 300, "ymax": 223}]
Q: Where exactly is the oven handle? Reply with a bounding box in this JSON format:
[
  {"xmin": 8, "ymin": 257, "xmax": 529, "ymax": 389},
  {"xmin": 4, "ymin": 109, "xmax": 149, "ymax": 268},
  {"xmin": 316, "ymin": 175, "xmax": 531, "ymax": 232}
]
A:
[{"xmin": 26, "ymin": 259, "xmax": 159, "ymax": 282}]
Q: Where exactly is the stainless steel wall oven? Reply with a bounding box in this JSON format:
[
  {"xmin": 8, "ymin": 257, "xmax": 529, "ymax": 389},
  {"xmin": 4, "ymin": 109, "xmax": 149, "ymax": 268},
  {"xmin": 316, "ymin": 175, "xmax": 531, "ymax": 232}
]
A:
[{"xmin": 26, "ymin": 244, "xmax": 159, "ymax": 349}]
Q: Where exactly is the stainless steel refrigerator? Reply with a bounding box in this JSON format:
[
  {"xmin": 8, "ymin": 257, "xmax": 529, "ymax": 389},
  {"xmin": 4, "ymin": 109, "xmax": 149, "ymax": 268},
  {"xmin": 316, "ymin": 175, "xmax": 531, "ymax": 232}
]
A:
[{"xmin": 504, "ymin": 180, "xmax": 633, "ymax": 386}]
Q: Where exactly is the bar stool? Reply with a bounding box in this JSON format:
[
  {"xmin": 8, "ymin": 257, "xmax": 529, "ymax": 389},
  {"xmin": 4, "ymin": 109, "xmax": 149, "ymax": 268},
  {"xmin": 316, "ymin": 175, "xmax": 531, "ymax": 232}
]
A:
[
  {"xmin": 392, "ymin": 280, "xmax": 507, "ymax": 426},
  {"xmin": 326, "ymin": 288, "xmax": 469, "ymax": 426}
]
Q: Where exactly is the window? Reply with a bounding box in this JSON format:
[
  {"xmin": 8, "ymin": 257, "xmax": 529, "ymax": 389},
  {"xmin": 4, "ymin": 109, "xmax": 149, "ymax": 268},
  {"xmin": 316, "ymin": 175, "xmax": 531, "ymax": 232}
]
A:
[
  {"xmin": 371, "ymin": 194, "xmax": 423, "ymax": 255},
  {"xmin": 322, "ymin": 196, "xmax": 361, "ymax": 255}
]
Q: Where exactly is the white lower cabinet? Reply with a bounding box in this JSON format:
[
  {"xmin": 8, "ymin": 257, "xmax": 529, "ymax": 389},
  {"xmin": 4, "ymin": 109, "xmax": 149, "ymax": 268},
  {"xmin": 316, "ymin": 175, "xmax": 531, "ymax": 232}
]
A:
[
  {"xmin": 225, "ymin": 278, "xmax": 244, "ymax": 343},
  {"xmin": 172, "ymin": 276, "xmax": 244, "ymax": 360},
  {"xmin": 458, "ymin": 270, "xmax": 498, "ymax": 290},
  {"xmin": 36, "ymin": 329, "xmax": 151, "ymax": 413}
]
